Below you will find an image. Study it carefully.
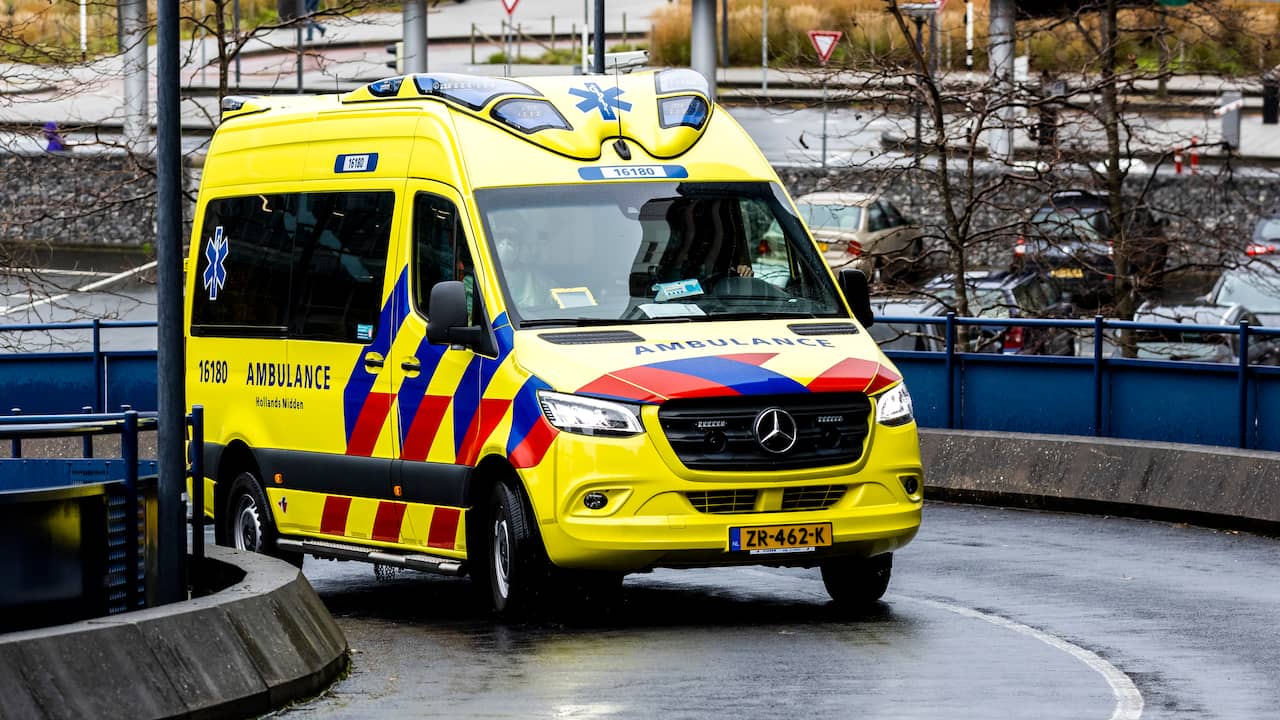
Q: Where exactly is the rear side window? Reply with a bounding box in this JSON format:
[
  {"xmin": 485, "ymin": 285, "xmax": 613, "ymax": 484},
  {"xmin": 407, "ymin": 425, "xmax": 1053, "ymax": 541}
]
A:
[{"xmin": 191, "ymin": 191, "xmax": 394, "ymax": 342}]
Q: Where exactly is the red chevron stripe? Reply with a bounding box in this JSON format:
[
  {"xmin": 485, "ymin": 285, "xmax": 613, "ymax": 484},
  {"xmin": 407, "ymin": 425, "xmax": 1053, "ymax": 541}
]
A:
[
  {"xmin": 371, "ymin": 501, "xmax": 407, "ymax": 543},
  {"xmin": 865, "ymin": 366, "xmax": 903, "ymax": 395},
  {"xmin": 612, "ymin": 365, "xmax": 734, "ymax": 399},
  {"xmin": 346, "ymin": 391, "xmax": 394, "ymax": 456},
  {"xmin": 510, "ymin": 416, "xmax": 559, "ymax": 469},
  {"xmin": 401, "ymin": 394, "xmax": 451, "ymax": 461},
  {"xmin": 721, "ymin": 352, "xmax": 778, "ymax": 366},
  {"xmin": 577, "ymin": 374, "xmax": 665, "ymax": 403},
  {"xmin": 320, "ymin": 496, "xmax": 352, "ymax": 536},
  {"xmin": 806, "ymin": 358, "xmax": 883, "ymax": 394},
  {"xmin": 456, "ymin": 398, "xmax": 513, "ymax": 467},
  {"xmin": 427, "ymin": 506, "xmax": 461, "ymax": 550}
]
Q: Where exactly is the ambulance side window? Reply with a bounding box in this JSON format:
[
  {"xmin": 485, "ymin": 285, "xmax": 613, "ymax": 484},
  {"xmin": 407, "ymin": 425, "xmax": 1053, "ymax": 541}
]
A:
[
  {"xmin": 191, "ymin": 194, "xmax": 295, "ymax": 337},
  {"xmin": 289, "ymin": 191, "xmax": 394, "ymax": 342},
  {"xmin": 412, "ymin": 193, "xmax": 475, "ymax": 321}
]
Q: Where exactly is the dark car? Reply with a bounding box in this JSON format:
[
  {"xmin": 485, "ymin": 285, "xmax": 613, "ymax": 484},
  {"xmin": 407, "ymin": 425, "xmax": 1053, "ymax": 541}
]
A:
[
  {"xmin": 902, "ymin": 270, "xmax": 1078, "ymax": 355},
  {"xmin": 1013, "ymin": 190, "xmax": 1170, "ymax": 302}
]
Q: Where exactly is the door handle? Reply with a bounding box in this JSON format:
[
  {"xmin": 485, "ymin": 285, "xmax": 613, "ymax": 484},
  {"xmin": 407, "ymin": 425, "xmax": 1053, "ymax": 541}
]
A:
[
  {"xmin": 363, "ymin": 351, "xmax": 384, "ymax": 369},
  {"xmin": 401, "ymin": 359, "xmax": 421, "ymax": 372}
]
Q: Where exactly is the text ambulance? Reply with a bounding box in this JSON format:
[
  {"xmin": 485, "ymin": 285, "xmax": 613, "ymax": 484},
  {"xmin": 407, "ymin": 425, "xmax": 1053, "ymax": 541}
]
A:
[{"xmin": 186, "ymin": 69, "xmax": 923, "ymax": 615}]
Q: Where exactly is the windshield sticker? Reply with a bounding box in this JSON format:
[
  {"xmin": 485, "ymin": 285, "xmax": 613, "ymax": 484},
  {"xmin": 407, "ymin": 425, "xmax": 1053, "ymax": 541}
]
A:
[
  {"xmin": 356, "ymin": 324, "xmax": 374, "ymax": 341},
  {"xmin": 568, "ymin": 82, "xmax": 632, "ymax": 121},
  {"xmin": 203, "ymin": 226, "xmax": 228, "ymax": 301},
  {"xmin": 551, "ymin": 286, "xmax": 598, "ymax": 309},
  {"xmin": 635, "ymin": 302, "xmax": 706, "ymax": 319},
  {"xmin": 653, "ymin": 279, "xmax": 703, "ymax": 302},
  {"xmin": 578, "ymin": 165, "xmax": 690, "ymax": 181},
  {"xmin": 334, "ymin": 153, "xmax": 379, "ymax": 174}
]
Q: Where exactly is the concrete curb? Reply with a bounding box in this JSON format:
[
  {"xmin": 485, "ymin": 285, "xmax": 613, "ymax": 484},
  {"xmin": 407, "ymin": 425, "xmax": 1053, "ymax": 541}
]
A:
[
  {"xmin": 921, "ymin": 428, "xmax": 1280, "ymax": 534},
  {"xmin": 0, "ymin": 546, "xmax": 347, "ymax": 720}
]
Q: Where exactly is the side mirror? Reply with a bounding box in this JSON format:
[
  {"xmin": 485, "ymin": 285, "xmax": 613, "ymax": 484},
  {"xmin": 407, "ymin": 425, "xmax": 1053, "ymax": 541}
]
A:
[
  {"xmin": 838, "ymin": 268, "xmax": 875, "ymax": 328},
  {"xmin": 427, "ymin": 280, "xmax": 485, "ymax": 348}
]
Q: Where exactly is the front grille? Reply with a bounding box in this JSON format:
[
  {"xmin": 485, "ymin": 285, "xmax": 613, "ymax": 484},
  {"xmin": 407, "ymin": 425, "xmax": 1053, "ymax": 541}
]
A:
[
  {"xmin": 782, "ymin": 485, "xmax": 847, "ymax": 510},
  {"xmin": 658, "ymin": 393, "xmax": 872, "ymax": 471},
  {"xmin": 686, "ymin": 489, "xmax": 758, "ymax": 514}
]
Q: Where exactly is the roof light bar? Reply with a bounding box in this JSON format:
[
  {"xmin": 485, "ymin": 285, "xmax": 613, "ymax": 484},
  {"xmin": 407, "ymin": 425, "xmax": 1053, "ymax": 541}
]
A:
[
  {"xmin": 657, "ymin": 95, "xmax": 709, "ymax": 130},
  {"xmin": 491, "ymin": 98, "xmax": 572, "ymax": 134},
  {"xmin": 412, "ymin": 73, "xmax": 540, "ymax": 110},
  {"xmin": 655, "ymin": 68, "xmax": 710, "ymax": 97}
]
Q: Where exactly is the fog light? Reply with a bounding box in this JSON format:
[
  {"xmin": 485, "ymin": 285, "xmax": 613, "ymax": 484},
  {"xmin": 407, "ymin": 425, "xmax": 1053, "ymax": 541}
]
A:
[
  {"xmin": 583, "ymin": 492, "xmax": 608, "ymax": 510},
  {"xmin": 899, "ymin": 475, "xmax": 920, "ymax": 495}
]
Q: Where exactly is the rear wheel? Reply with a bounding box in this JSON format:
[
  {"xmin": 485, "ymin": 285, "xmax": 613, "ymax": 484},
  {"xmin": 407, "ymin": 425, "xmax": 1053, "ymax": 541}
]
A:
[
  {"xmin": 487, "ymin": 480, "xmax": 549, "ymax": 617},
  {"xmin": 225, "ymin": 471, "xmax": 303, "ymax": 568},
  {"xmin": 820, "ymin": 553, "xmax": 892, "ymax": 607}
]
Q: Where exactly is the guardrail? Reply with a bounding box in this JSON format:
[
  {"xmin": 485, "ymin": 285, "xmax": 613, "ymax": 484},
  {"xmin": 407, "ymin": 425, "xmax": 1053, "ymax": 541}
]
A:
[
  {"xmin": 881, "ymin": 314, "xmax": 1280, "ymax": 451},
  {"xmin": 0, "ymin": 319, "xmax": 157, "ymax": 414},
  {"xmin": 3, "ymin": 317, "xmax": 1278, "ymax": 453},
  {"xmin": 0, "ymin": 407, "xmax": 206, "ymax": 631}
]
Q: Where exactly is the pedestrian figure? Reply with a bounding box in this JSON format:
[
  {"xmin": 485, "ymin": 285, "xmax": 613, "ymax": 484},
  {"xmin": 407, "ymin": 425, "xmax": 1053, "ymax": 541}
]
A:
[
  {"xmin": 43, "ymin": 121, "xmax": 68, "ymax": 152},
  {"xmin": 304, "ymin": 0, "xmax": 326, "ymax": 40}
]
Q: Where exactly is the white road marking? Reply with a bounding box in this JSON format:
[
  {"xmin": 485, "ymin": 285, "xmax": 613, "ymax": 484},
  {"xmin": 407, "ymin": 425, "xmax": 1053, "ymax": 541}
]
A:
[
  {"xmin": 740, "ymin": 568, "xmax": 1144, "ymax": 720},
  {"xmin": 0, "ymin": 260, "xmax": 157, "ymax": 316},
  {"xmin": 892, "ymin": 594, "xmax": 1145, "ymax": 720}
]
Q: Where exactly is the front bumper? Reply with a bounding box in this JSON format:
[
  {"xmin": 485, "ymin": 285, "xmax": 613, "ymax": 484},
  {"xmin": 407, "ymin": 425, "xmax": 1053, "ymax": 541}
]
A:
[{"xmin": 525, "ymin": 411, "xmax": 924, "ymax": 572}]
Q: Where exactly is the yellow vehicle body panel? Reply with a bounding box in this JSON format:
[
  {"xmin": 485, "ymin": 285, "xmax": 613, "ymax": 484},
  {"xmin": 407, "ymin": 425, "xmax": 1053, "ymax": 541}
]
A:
[{"xmin": 186, "ymin": 70, "xmax": 922, "ymax": 578}]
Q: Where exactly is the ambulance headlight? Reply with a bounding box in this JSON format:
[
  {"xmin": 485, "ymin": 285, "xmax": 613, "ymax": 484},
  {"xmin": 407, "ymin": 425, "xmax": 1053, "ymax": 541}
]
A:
[
  {"xmin": 538, "ymin": 391, "xmax": 644, "ymax": 437},
  {"xmin": 876, "ymin": 384, "xmax": 914, "ymax": 426}
]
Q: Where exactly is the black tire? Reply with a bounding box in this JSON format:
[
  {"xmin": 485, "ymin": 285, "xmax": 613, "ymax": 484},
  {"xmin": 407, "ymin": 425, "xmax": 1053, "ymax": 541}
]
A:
[
  {"xmin": 486, "ymin": 480, "xmax": 549, "ymax": 618},
  {"xmin": 225, "ymin": 471, "xmax": 303, "ymax": 568},
  {"xmin": 820, "ymin": 553, "xmax": 892, "ymax": 607}
]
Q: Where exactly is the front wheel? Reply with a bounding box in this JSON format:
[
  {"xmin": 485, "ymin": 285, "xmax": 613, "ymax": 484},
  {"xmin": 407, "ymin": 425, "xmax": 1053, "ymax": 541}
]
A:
[
  {"xmin": 225, "ymin": 471, "xmax": 302, "ymax": 568},
  {"xmin": 820, "ymin": 553, "xmax": 892, "ymax": 607},
  {"xmin": 487, "ymin": 480, "xmax": 549, "ymax": 617}
]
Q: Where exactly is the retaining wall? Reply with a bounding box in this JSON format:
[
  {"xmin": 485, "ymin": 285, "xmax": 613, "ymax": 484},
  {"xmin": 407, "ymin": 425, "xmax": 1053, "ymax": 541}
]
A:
[
  {"xmin": 921, "ymin": 428, "xmax": 1280, "ymax": 533},
  {"xmin": 0, "ymin": 546, "xmax": 347, "ymax": 720}
]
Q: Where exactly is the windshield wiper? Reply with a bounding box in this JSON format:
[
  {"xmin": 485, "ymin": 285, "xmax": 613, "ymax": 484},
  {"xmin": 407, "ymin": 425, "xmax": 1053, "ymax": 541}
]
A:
[
  {"xmin": 519, "ymin": 316, "xmax": 696, "ymax": 329},
  {"xmin": 705, "ymin": 311, "xmax": 818, "ymax": 320}
]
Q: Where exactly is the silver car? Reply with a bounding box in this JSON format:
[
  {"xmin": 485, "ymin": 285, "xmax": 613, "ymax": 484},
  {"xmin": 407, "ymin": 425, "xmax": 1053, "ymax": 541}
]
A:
[{"xmin": 794, "ymin": 192, "xmax": 924, "ymax": 280}]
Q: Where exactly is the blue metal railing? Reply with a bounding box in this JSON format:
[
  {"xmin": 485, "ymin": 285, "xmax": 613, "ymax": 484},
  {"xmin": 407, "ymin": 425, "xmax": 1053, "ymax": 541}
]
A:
[
  {"xmin": 0, "ymin": 319, "xmax": 157, "ymax": 414},
  {"xmin": 881, "ymin": 314, "xmax": 1280, "ymax": 451},
  {"xmin": 3, "ymin": 317, "xmax": 1279, "ymax": 452}
]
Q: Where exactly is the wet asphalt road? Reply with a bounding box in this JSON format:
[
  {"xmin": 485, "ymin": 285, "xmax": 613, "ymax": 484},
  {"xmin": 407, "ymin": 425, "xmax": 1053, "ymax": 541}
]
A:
[{"xmin": 273, "ymin": 502, "xmax": 1280, "ymax": 720}]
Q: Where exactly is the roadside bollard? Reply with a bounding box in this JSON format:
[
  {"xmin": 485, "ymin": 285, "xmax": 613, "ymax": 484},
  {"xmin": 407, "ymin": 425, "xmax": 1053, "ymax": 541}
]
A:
[
  {"xmin": 1190, "ymin": 136, "xmax": 1200, "ymax": 175},
  {"xmin": 1174, "ymin": 145, "xmax": 1183, "ymax": 174}
]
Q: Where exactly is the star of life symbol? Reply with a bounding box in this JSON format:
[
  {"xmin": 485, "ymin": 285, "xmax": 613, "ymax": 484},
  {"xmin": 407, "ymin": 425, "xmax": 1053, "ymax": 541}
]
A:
[
  {"xmin": 568, "ymin": 82, "xmax": 633, "ymax": 121},
  {"xmin": 203, "ymin": 226, "xmax": 228, "ymax": 301}
]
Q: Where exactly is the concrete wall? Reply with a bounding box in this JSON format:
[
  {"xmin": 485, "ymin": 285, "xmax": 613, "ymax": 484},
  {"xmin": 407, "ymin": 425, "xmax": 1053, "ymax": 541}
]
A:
[
  {"xmin": 921, "ymin": 428, "xmax": 1280, "ymax": 533},
  {"xmin": 0, "ymin": 154, "xmax": 168, "ymax": 250},
  {"xmin": 6, "ymin": 151, "xmax": 1276, "ymax": 269},
  {"xmin": 0, "ymin": 546, "xmax": 347, "ymax": 720}
]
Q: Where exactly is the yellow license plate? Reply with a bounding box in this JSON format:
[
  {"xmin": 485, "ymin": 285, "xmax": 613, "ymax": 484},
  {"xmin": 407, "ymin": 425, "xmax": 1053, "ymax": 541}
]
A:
[
  {"xmin": 730, "ymin": 523, "xmax": 833, "ymax": 555},
  {"xmin": 1050, "ymin": 267, "xmax": 1085, "ymax": 279}
]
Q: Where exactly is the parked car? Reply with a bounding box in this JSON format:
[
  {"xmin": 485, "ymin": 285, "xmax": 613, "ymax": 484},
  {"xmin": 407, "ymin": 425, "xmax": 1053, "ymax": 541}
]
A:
[
  {"xmin": 1130, "ymin": 303, "xmax": 1261, "ymax": 363},
  {"xmin": 1130, "ymin": 247, "xmax": 1280, "ymax": 363},
  {"xmin": 1211, "ymin": 247, "xmax": 1280, "ymax": 327},
  {"xmin": 1013, "ymin": 190, "xmax": 1170, "ymax": 302},
  {"xmin": 1251, "ymin": 209, "xmax": 1280, "ymax": 246},
  {"xmin": 869, "ymin": 297, "xmax": 944, "ymax": 351},
  {"xmin": 885, "ymin": 271, "xmax": 1077, "ymax": 355},
  {"xmin": 794, "ymin": 192, "xmax": 923, "ymax": 280}
]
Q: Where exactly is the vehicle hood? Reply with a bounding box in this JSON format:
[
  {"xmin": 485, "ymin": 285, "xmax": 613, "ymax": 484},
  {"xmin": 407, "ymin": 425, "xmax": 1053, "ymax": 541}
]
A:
[
  {"xmin": 1135, "ymin": 303, "xmax": 1232, "ymax": 326},
  {"xmin": 510, "ymin": 319, "xmax": 902, "ymax": 403}
]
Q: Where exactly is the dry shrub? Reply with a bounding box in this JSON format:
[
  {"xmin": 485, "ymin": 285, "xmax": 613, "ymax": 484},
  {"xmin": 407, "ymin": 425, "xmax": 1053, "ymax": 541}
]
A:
[{"xmin": 650, "ymin": 0, "xmax": 1280, "ymax": 75}]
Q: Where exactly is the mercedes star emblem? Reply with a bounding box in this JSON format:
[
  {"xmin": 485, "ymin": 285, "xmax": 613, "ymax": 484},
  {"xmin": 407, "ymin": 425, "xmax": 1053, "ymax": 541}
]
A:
[{"xmin": 753, "ymin": 407, "xmax": 798, "ymax": 454}]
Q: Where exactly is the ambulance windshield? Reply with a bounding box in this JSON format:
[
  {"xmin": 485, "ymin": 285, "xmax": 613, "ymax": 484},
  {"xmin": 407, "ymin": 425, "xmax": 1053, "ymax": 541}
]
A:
[{"xmin": 475, "ymin": 181, "xmax": 846, "ymax": 327}]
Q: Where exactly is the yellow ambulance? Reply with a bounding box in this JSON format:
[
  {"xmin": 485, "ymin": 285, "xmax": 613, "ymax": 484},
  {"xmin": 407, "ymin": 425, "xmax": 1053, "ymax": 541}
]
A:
[{"xmin": 185, "ymin": 69, "xmax": 923, "ymax": 615}]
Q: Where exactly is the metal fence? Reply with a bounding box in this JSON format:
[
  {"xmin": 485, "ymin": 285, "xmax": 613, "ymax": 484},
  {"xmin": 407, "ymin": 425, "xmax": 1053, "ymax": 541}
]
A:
[
  {"xmin": 882, "ymin": 314, "xmax": 1280, "ymax": 451},
  {"xmin": 3, "ymin": 317, "xmax": 1279, "ymax": 452}
]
